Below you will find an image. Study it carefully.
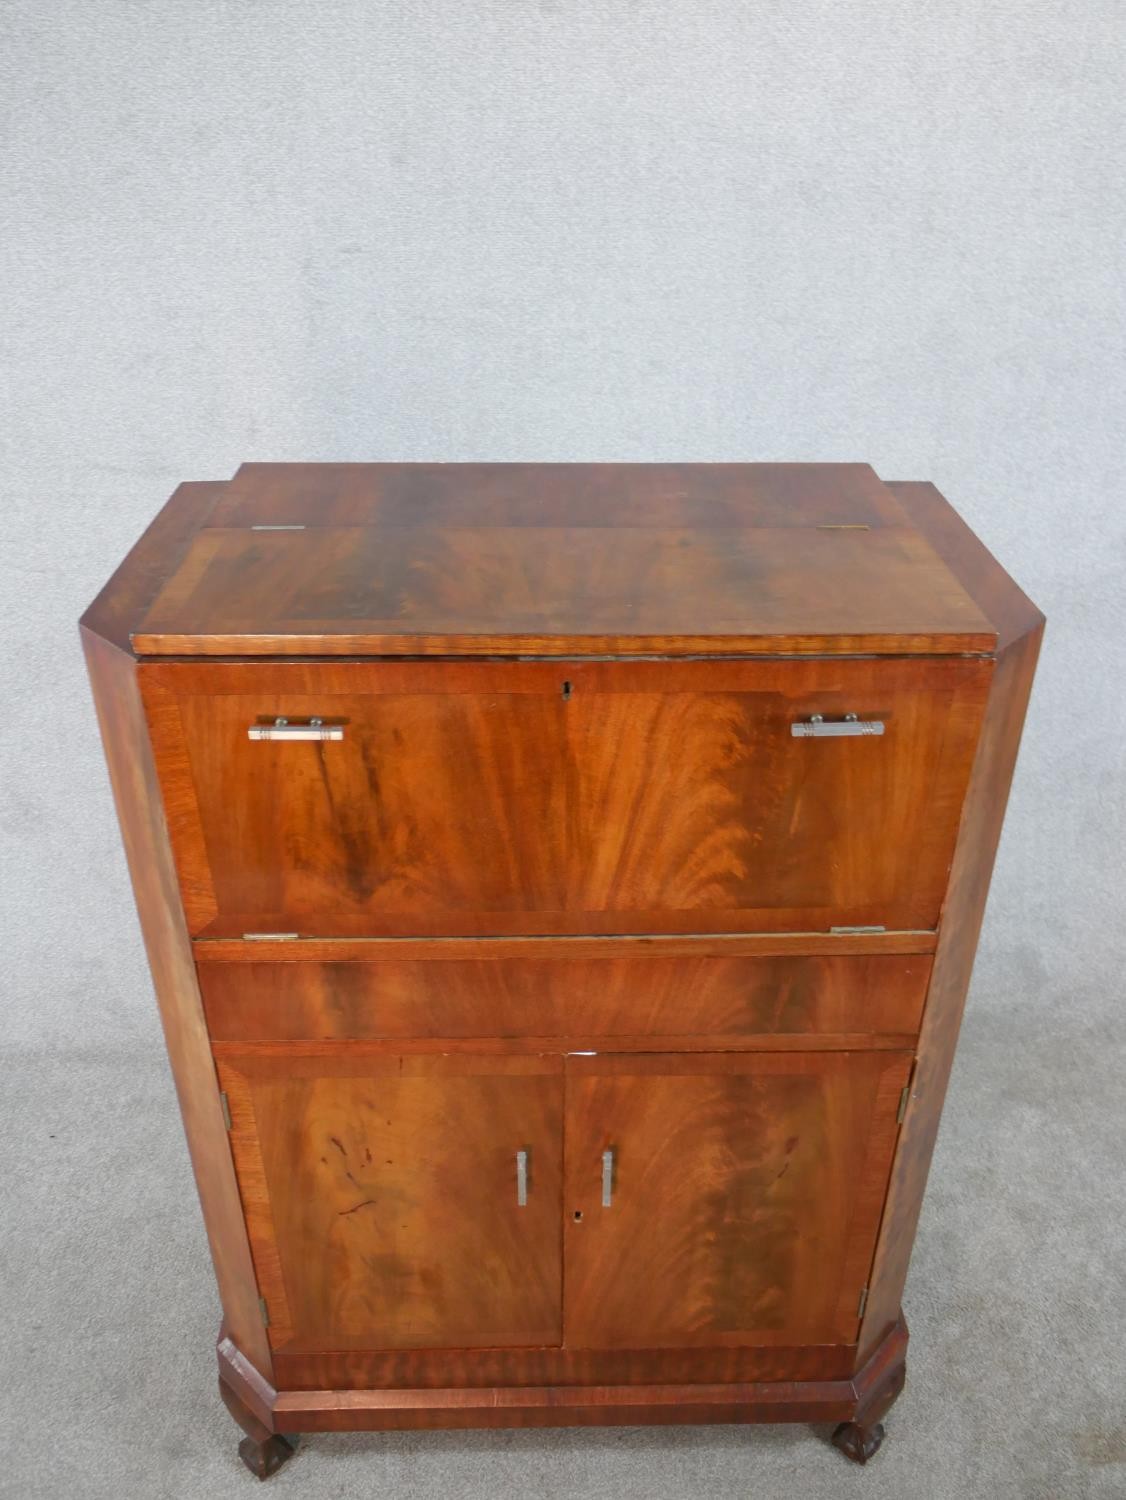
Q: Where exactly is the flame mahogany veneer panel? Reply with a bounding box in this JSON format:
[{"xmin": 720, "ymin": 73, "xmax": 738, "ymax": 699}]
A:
[
  {"xmin": 217, "ymin": 1051, "xmax": 564, "ymax": 1353},
  {"xmin": 562, "ymin": 1051, "xmax": 911, "ymax": 1349},
  {"xmin": 141, "ymin": 656, "xmax": 989, "ymax": 939},
  {"xmin": 199, "ymin": 952, "xmax": 930, "ymax": 1044}
]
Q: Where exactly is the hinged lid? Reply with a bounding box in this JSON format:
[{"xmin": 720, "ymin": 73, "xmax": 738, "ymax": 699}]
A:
[{"xmin": 90, "ymin": 464, "xmax": 1002, "ymax": 658}]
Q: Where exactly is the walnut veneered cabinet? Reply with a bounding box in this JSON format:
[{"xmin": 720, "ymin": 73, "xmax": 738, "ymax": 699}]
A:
[{"xmin": 82, "ymin": 463, "xmax": 1041, "ymax": 1477}]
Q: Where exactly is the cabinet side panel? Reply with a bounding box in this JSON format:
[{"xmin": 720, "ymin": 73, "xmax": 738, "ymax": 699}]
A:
[
  {"xmin": 857, "ymin": 618, "xmax": 1043, "ymax": 1362},
  {"xmin": 81, "ymin": 627, "xmax": 272, "ymax": 1377}
]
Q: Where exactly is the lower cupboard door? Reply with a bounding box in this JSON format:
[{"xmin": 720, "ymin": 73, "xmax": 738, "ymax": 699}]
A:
[
  {"xmin": 215, "ymin": 1048, "xmax": 564, "ymax": 1351},
  {"xmin": 563, "ymin": 1050, "xmax": 912, "ymax": 1348}
]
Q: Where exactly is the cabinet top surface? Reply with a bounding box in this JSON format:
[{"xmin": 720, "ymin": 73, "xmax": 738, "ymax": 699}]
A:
[{"xmin": 85, "ymin": 463, "xmax": 1028, "ymax": 658}]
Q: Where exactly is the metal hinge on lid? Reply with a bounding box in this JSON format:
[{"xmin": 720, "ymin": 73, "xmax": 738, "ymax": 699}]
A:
[
  {"xmin": 258, "ymin": 1297, "xmax": 271, "ymax": 1328},
  {"xmin": 857, "ymin": 1286, "xmax": 869, "ymax": 1320},
  {"xmin": 250, "ymin": 524, "xmax": 306, "ymax": 531},
  {"xmin": 242, "ymin": 932, "xmax": 300, "ymax": 941},
  {"xmin": 830, "ymin": 925, "xmax": 886, "ymax": 935},
  {"xmin": 219, "ymin": 1092, "xmax": 232, "ymax": 1131}
]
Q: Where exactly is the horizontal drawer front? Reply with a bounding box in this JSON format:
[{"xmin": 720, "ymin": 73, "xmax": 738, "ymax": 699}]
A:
[
  {"xmin": 199, "ymin": 952, "xmax": 930, "ymax": 1044},
  {"xmin": 143, "ymin": 656, "xmax": 988, "ymax": 940}
]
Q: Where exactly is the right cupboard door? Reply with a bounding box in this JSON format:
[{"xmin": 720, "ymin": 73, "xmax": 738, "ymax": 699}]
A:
[{"xmin": 563, "ymin": 1051, "xmax": 911, "ymax": 1349}]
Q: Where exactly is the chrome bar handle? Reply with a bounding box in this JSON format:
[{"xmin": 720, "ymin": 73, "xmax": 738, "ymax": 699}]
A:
[
  {"xmin": 791, "ymin": 713, "xmax": 884, "ymax": 739},
  {"xmin": 248, "ymin": 717, "xmax": 344, "ymax": 742},
  {"xmin": 601, "ymin": 1148, "xmax": 614, "ymax": 1208},
  {"xmin": 516, "ymin": 1149, "xmax": 529, "ymax": 1208}
]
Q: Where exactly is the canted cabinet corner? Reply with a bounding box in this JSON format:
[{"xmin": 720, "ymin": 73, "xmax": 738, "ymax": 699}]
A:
[{"xmin": 83, "ymin": 464, "xmax": 1040, "ymax": 1476}]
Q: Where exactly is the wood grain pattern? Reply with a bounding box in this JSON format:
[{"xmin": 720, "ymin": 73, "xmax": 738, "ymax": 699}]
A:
[
  {"xmin": 80, "ymin": 629, "xmax": 272, "ymax": 1379},
  {"xmin": 563, "ymin": 1051, "xmax": 911, "ymax": 1349},
  {"xmin": 216, "ymin": 1050, "xmax": 564, "ymax": 1352},
  {"xmin": 266, "ymin": 1383, "xmax": 860, "ymax": 1432},
  {"xmin": 857, "ymin": 485, "xmax": 1045, "ymax": 1364},
  {"xmin": 885, "ymin": 481, "xmax": 1042, "ymax": 650},
  {"xmin": 831, "ymin": 1315, "xmax": 908, "ymax": 1463},
  {"xmin": 199, "ymin": 953, "xmax": 930, "ymax": 1044},
  {"xmin": 194, "ymin": 932, "xmax": 939, "ymax": 963},
  {"xmin": 84, "ymin": 466, "xmax": 1039, "ymax": 1460},
  {"xmin": 219, "ymin": 1377, "xmax": 296, "ymax": 1478},
  {"xmin": 217, "ymin": 1317, "xmax": 909, "ymax": 1433},
  {"xmin": 126, "ymin": 463, "xmax": 996, "ymax": 657},
  {"xmin": 142, "ymin": 656, "xmax": 988, "ymax": 937},
  {"xmin": 81, "ymin": 481, "xmax": 225, "ymax": 651},
  {"xmin": 269, "ymin": 1341, "xmax": 859, "ymax": 1392},
  {"xmin": 215, "ymin": 462, "xmax": 912, "ymax": 529},
  {"xmin": 134, "ymin": 526, "xmax": 995, "ymax": 658}
]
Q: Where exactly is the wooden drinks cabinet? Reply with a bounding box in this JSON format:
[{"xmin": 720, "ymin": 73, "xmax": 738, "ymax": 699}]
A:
[{"xmin": 81, "ymin": 463, "xmax": 1041, "ymax": 1477}]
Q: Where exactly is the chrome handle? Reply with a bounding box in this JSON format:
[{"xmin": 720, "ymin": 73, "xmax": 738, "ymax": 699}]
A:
[
  {"xmin": 248, "ymin": 717, "xmax": 344, "ymax": 742},
  {"xmin": 601, "ymin": 1148, "xmax": 614, "ymax": 1208},
  {"xmin": 516, "ymin": 1149, "xmax": 529, "ymax": 1207},
  {"xmin": 791, "ymin": 713, "xmax": 884, "ymax": 739}
]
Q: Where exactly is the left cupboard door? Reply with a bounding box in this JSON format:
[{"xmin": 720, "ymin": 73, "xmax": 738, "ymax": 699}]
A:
[{"xmin": 214, "ymin": 1049, "xmax": 564, "ymax": 1352}]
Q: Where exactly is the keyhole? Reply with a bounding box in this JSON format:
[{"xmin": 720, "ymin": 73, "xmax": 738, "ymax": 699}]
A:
[
  {"xmin": 573, "ymin": 1210, "xmax": 583, "ymax": 1222},
  {"xmin": 561, "ymin": 680, "xmax": 572, "ymax": 700}
]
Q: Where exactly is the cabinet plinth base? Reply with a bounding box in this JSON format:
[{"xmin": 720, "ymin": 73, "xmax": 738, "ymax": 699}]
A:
[{"xmin": 217, "ymin": 1317, "xmax": 906, "ymax": 1472}]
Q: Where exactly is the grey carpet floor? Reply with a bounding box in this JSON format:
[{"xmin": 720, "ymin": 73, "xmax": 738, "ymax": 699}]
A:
[{"xmin": 2, "ymin": 942, "xmax": 1123, "ymax": 1500}]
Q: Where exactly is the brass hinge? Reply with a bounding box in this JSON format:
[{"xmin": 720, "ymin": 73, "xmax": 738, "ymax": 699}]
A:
[
  {"xmin": 830, "ymin": 925, "xmax": 886, "ymax": 935},
  {"xmin": 242, "ymin": 932, "xmax": 300, "ymax": 941},
  {"xmin": 857, "ymin": 1286, "xmax": 869, "ymax": 1319},
  {"xmin": 219, "ymin": 1091, "xmax": 232, "ymax": 1131},
  {"xmin": 250, "ymin": 524, "xmax": 306, "ymax": 531},
  {"xmin": 258, "ymin": 1296, "xmax": 271, "ymax": 1328}
]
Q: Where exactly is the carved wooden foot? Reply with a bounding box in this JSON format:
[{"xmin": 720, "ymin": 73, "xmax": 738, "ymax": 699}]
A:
[
  {"xmin": 220, "ymin": 1376, "xmax": 297, "ymax": 1479},
  {"xmin": 832, "ymin": 1417, "xmax": 886, "ymax": 1465},
  {"xmin": 831, "ymin": 1349, "xmax": 906, "ymax": 1466}
]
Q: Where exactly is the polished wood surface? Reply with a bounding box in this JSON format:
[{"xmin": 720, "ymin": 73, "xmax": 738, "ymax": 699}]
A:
[
  {"xmin": 118, "ymin": 463, "xmax": 996, "ymax": 657},
  {"xmin": 831, "ymin": 1354, "xmax": 906, "ymax": 1465},
  {"xmin": 217, "ymin": 1317, "xmax": 909, "ymax": 1433},
  {"xmin": 219, "ymin": 1377, "xmax": 296, "ymax": 1478},
  {"xmin": 194, "ymin": 931, "xmax": 939, "ymax": 962},
  {"xmin": 214, "ymin": 462, "xmax": 913, "ymax": 528},
  {"xmin": 563, "ymin": 1051, "xmax": 910, "ymax": 1349},
  {"xmin": 135, "ymin": 528, "xmax": 994, "ymax": 658},
  {"xmin": 217, "ymin": 1050, "xmax": 564, "ymax": 1352},
  {"xmin": 857, "ymin": 483, "xmax": 1044, "ymax": 1361},
  {"xmin": 81, "ymin": 481, "xmax": 224, "ymax": 652},
  {"xmin": 84, "ymin": 466, "xmax": 1040, "ymax": 1469},
  {"xmin": 199, "ymin": 953, "xmax": 930, "ymax": 1043},
  {"xmin": 831, "ymin": 1316, "xmax": 908, "ymax": 1464},
  {"xmin": 80, "ymin": 627, "xmax": 273, "ymax": 1380},
  {"xmin": 269, "ymin": 1340, "xmax": 859, "ymax": 1392},
  {"xmin": 142, "ymin": 655, "xmax": 987, "ymax": 937}
]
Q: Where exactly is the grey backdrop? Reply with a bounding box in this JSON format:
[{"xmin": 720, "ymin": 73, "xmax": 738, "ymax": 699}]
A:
[{"xmin": 2, "ymin": 4, "xmax": 1124, "ymax": 1498}]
